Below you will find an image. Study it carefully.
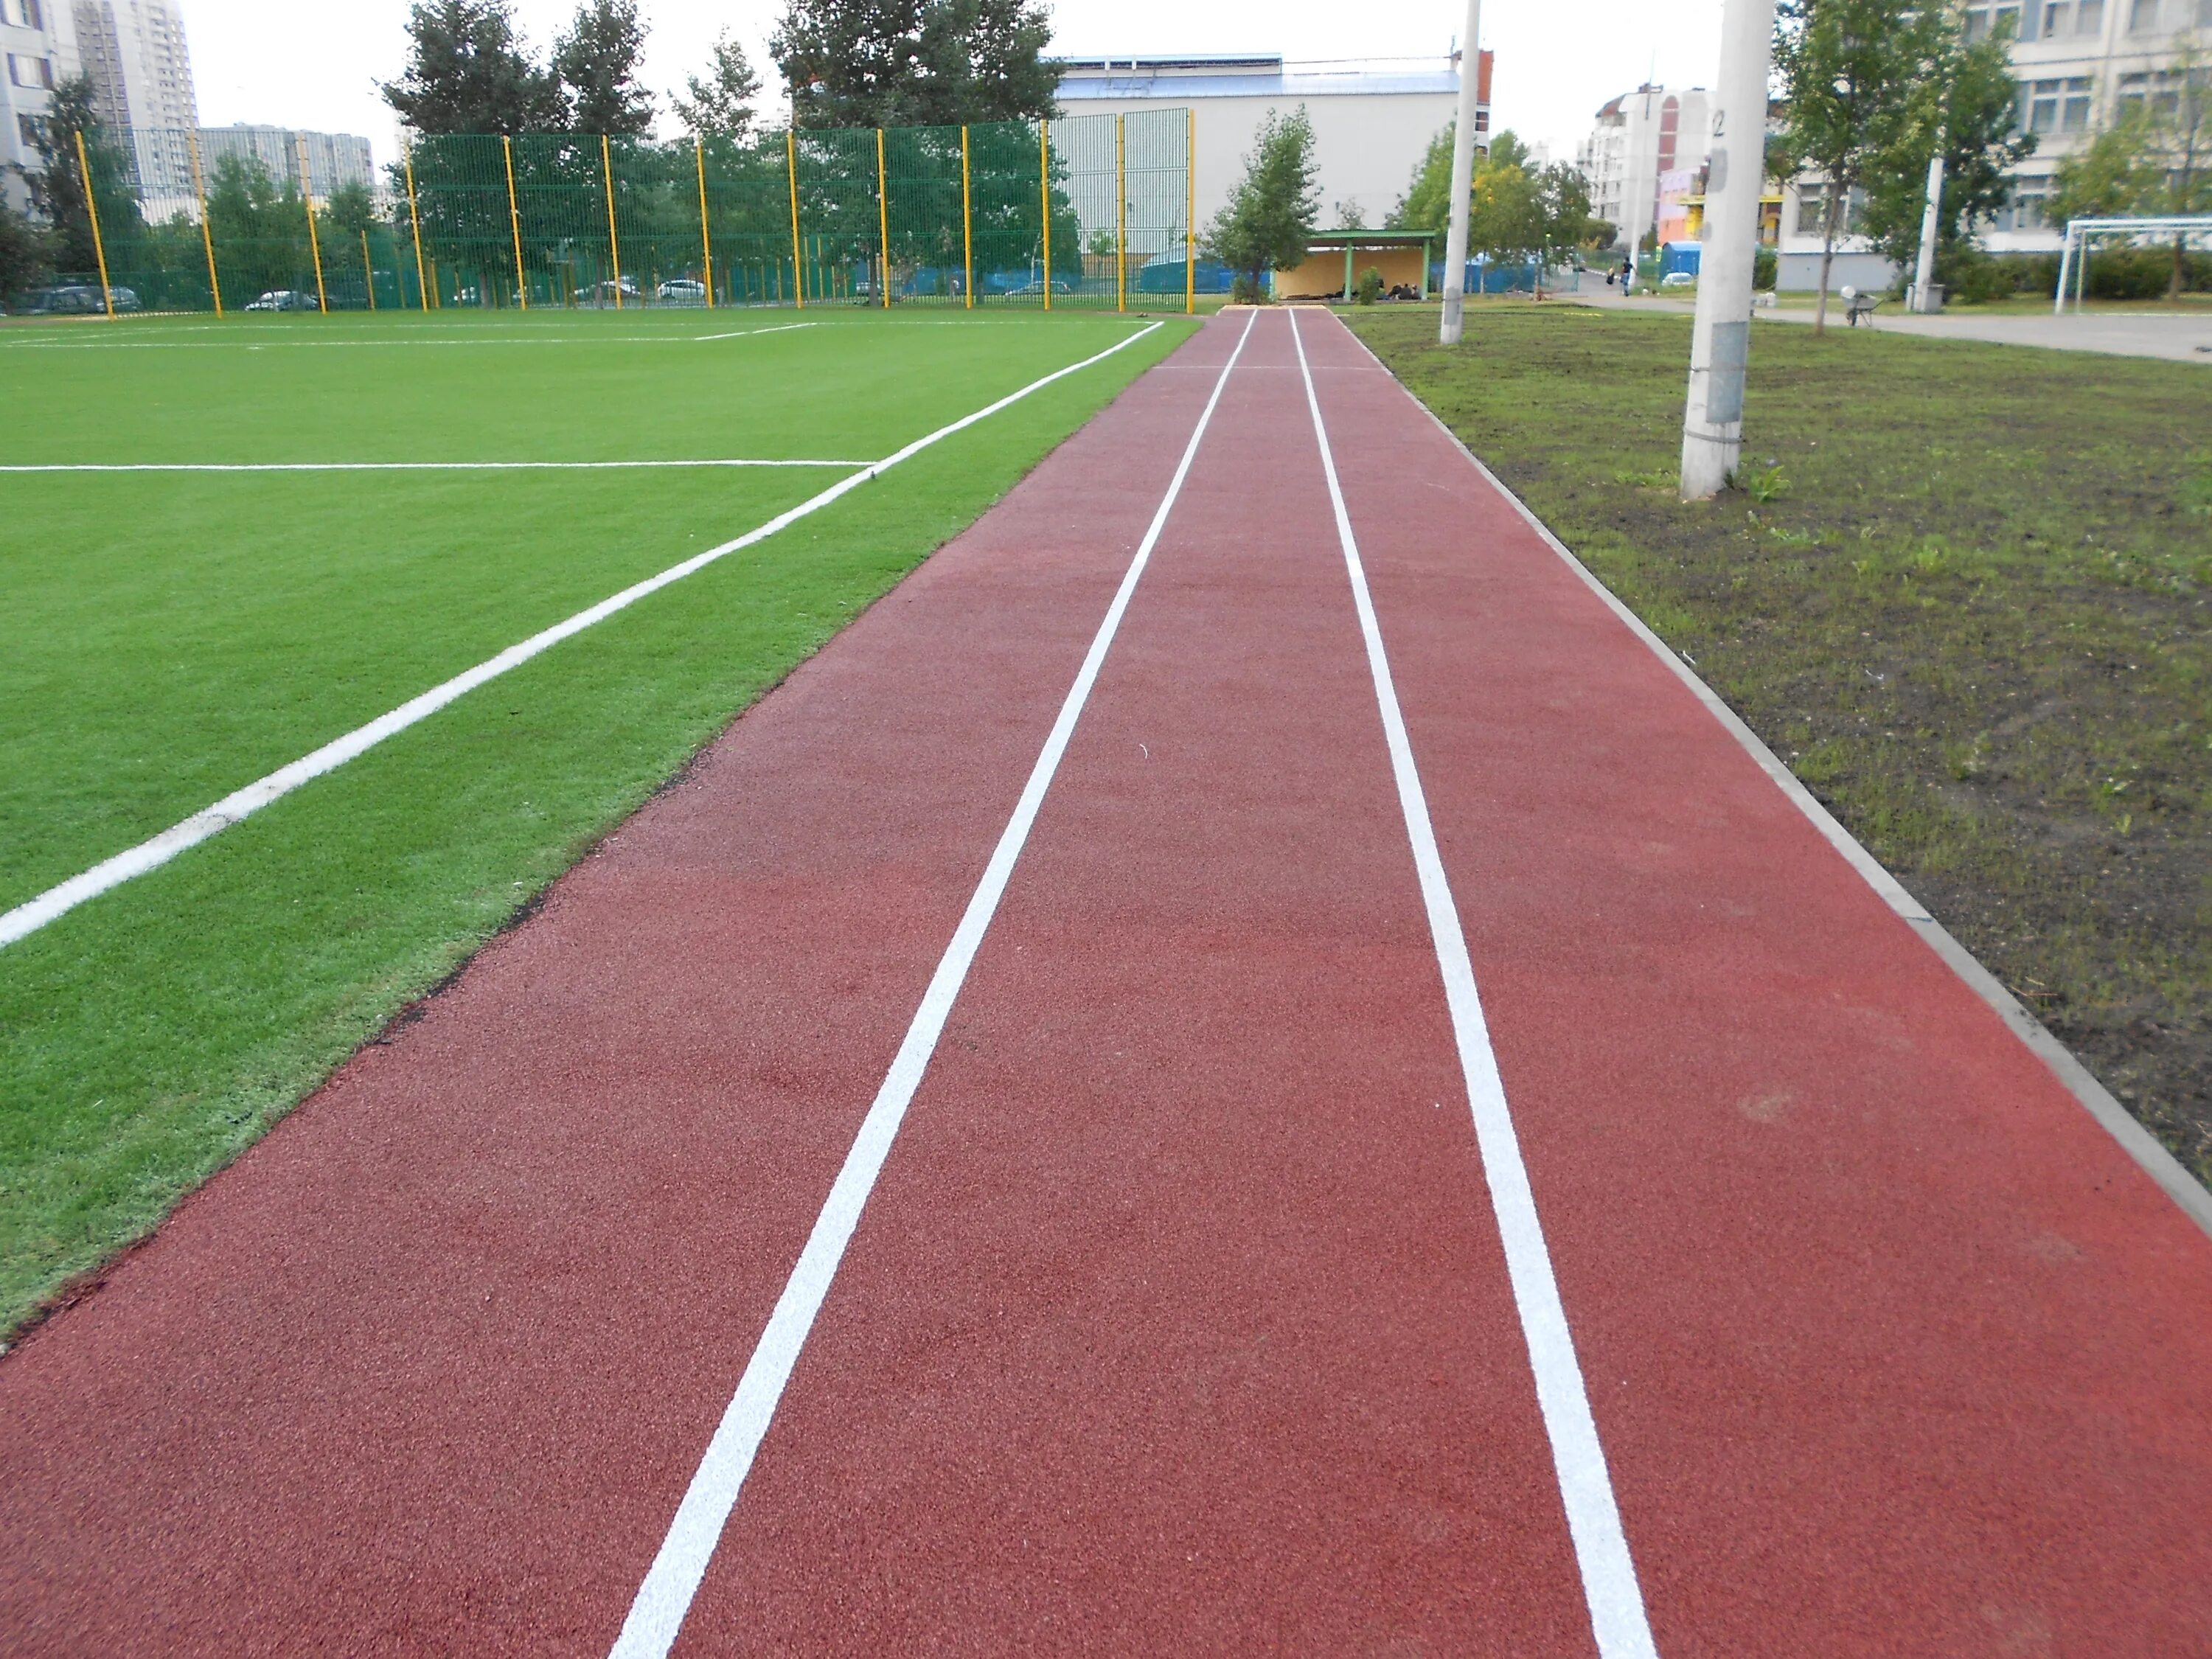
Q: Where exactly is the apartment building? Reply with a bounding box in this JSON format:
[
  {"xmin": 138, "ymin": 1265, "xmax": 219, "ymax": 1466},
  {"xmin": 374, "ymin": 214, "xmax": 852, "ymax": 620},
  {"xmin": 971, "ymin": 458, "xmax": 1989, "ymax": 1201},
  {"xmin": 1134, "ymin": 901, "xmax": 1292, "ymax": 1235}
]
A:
[
  {"xmin": 72, "ymin": 0, "xmax": 197, "ymax": 215},
  {"xmin": 1772, "ymin": 4, "xmax": 2208, "ymax": 285},
  {"xmin": 196, "ymin": 124, "xmax": 375, "ymax": 204},
  {"xmin": 1576, "ymin": 85, "xmax": 1714, "ymax": 256},
  {"xmin": 1, "ymin": 0, "xmax": 77, "ymax": 216}
]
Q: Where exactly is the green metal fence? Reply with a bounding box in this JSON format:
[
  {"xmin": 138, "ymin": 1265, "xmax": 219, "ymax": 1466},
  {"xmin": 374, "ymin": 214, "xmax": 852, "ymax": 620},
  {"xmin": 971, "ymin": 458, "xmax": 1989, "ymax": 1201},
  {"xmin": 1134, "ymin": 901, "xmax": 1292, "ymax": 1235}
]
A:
[{"xmin": 41, "ymin": 111, "xmax": 1194, "ymax": 317}]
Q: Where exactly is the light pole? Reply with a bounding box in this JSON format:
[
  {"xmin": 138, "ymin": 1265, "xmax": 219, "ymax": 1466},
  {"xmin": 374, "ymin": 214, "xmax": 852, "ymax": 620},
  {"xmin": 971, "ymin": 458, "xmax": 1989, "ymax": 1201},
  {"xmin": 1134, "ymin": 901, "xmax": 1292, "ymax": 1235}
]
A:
[
  {"xmin": 1679, "ymin": 0, "xmax": 1777, "ymax": 499},
  {"xmin": 1910, "ymin": 147, "xmax": 1944, "ymax": 310},
  {"xmin": 1438, "ymin": 0, "xmax": 1484, "ymax": 345}
]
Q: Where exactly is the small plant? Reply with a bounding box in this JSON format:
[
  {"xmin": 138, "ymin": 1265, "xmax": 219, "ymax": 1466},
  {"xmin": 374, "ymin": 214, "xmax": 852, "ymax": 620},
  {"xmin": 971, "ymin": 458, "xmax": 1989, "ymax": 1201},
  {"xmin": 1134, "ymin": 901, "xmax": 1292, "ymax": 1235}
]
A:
[
  {"xmin": 1613, "ymin": 467, "xmax": 1673, "ymax": 490},
  {"xmin": 1228, "ymin": 273, "xmax": 1265, "ymax": 305},
  {"xmin": 1354, "ymin": 266, "xmax": 1384, "ymax": 306},
  {"xmin": 1737, "ymin": 462, "xmax": 1789, "ymax": 503}
]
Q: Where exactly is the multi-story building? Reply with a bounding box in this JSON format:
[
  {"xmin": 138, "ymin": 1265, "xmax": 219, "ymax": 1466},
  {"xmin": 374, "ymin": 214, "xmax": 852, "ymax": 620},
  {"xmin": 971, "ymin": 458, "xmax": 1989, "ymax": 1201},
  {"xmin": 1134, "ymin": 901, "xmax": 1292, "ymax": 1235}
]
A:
[
  {"xmin": 1576, "ymin": 85, "xmax": 1714, "ymax": 254},
  {"xmin": 1773, "ymin": 4, "xmax": 2209, "ymax": 285},
  {"xmin": 196, "ymin": 124, "xmax": 375, "ymax": 204},
  {"xmin": 1053, "ymin": 52, "xmax": 1486, "ymax": 234},
  {"xmin": 1, "ymin": 0, "xmax": 79, "ymax": 216},
  {"xmin": 72, "ymin": 0, "xmax": 196, "ymax": 217}
]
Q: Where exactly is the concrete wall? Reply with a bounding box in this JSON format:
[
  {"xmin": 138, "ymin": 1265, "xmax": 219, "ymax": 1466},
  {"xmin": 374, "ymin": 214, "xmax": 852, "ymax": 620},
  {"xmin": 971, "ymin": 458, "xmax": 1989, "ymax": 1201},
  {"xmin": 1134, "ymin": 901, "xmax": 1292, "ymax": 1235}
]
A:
[{"xmin": 1778, "ymin": 251, "xmax": 1899, "ymax": 292}]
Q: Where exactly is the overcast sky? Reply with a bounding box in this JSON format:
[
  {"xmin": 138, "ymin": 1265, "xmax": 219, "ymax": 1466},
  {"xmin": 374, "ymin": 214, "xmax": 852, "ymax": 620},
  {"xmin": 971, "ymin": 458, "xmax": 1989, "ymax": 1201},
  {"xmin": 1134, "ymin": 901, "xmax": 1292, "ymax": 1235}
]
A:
[{"xmin": 185, "ymin": 0, "xmax": 1726, "ymax": 170}]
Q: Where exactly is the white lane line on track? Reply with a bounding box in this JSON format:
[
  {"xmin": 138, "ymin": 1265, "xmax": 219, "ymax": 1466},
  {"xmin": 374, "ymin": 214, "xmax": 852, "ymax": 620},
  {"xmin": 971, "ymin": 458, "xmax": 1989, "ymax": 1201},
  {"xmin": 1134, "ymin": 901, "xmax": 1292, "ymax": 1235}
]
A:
[
  {"xmin": 0, "ymin": 321, "xmax": 1166, "ymax": 952},
  {"xmin": 1287, "ymin": 307, "xmax": 1661, "ymax": 1659},
  {"xmin": 604, "ymin": 309, "xmax": 1259, "ymax": 1659},
  {"xmin": 0, "ymin": 459, "xmax": 867, "ymax": 473}
]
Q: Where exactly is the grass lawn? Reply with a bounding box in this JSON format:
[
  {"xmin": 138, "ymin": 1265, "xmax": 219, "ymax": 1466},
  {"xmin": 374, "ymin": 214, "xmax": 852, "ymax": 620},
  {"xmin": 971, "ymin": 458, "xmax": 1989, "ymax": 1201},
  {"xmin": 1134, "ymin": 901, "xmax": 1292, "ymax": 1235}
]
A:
[
  {"xmin": 0, "ymin": 306, "xmax": 1192, "ymax": 1337},
  {"xmin": 1349, "ymin": 303, "xmax": 2211, "ymax": 1192}
]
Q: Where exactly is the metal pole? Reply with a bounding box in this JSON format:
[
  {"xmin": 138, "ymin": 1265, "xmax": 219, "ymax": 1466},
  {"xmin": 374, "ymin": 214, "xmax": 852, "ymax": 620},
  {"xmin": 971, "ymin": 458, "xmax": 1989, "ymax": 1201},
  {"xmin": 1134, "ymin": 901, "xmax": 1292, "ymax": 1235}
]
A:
[
  {"xmin": 502, "ymin": 134, "xmax": 528, "ymax": 309},
  {"xmin": 1680, "ymin": 0, "xmax": 1778, "ymax": 498},
  {"xmin": 1040, "ymin": 119, "xmax": 1052, "ymax": 311},
  {"xmin": 2053, "ymin": 220, "xmax": 2073, "ymax": 317},
  {"xmin": 1438, "ymin": 0, "xmax": 1484, "ymax": 344},
  {"xmin": 786, "ymin": 129, "xmax": 804, "ymax": 309},
  {"xmin": 73, "ymin": 130, "xmax": 115, "ymax": 318},
  {"xmin": 1910, "ymin": 146, "xmax": 1943, "ymax": 312},
  {"xmin": 875, "ymin": 126, "xmax": 891, "ymax": 308},
  {"xmin": 1186, "ymin": 109, "xmax": 1196, "ymax": 314},
  {"xmin": 298, "ymin": 135, "xmax": 329, "ymax": 314},
  {"xmin": 961, "ymin": 125, "xmax": 974, "ymax": 309},
  {"xmin": 188, "ymin": 128, "xmax": 221, "ymax": 316},
  {"xmin": 696, "ymin": 139, "xmax": 714, "ymax": 308},
  {"xmin": 601, "ymin": 133, "xmax": 622, "ymax": 309},
  {"xmin": 1116, "ymin": 114, "xmax": 1127, "ymax": 313},
  {"xmin": 403, "ymin": 139, "xmax": 430, "ymax": 311},
  {"xmin": 362, "ymin": 229, "xmax": 376, "ymax": 310}
]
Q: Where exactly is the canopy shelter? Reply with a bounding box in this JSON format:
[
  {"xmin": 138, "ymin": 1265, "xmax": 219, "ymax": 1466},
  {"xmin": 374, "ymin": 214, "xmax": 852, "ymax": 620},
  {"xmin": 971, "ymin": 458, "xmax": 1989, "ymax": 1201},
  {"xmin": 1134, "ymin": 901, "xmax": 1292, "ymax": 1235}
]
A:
[{"xmin": 1276, "ymin": 230, "xmax": 1439, "ymax": 302}]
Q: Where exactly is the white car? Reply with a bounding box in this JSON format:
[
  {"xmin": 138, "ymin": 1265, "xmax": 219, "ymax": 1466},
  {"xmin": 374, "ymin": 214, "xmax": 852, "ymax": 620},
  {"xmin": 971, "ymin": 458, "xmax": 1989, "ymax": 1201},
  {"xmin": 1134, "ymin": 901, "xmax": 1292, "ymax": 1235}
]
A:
[
  {"xmin": 245, "ymin": 289, "xmax": 320, "ymax": 312},
  {"xmin": 1660, "ymin": 271, "xmax": 1697, "ymax": 289},
  {"xmin": 657, "ymin": 279, "xmax": 707, "ymax": 303}
]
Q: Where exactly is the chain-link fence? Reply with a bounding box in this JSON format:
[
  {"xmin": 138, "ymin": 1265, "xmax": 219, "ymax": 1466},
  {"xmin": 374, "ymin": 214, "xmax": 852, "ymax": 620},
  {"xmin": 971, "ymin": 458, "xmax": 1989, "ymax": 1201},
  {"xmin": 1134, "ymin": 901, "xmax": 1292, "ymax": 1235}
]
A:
[{"xmin": 31, "ymin": 111, "xmax": 1194, "ymax": 317}]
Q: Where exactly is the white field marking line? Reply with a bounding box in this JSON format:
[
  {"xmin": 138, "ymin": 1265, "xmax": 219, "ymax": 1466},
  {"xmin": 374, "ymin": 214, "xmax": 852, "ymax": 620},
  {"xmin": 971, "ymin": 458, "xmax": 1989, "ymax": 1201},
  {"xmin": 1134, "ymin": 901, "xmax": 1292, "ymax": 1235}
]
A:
[
  {"xmin": 0, "ymin": 321, "xmax": 1166, "ymax": 953},
  {"xmin": 0, "ymin": 459, "xmax": 868, "ymax": 474},
  {"xmin": 692, "ymin": 321, "xmax": 817, "ymax": 341},
  {"xmin": 605, "ymin": 309, "xmax": 1258, "ymax": 1659},
  {"xmin": 0, "ymin": 333, "xmax": 793, "ymax": 349},
  {"xmin": 1287, "ymin": 307, "xmax": 1660, "ymax": 1659}
]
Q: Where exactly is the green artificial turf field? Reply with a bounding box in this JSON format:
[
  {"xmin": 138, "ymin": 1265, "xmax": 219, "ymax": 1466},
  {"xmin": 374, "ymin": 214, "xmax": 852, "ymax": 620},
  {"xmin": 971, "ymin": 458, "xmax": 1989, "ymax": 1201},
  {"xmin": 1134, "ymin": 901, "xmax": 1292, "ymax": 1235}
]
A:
[{"xmin": 0, "ymin": 306, "xmax": 1192, "ymax": 1336}]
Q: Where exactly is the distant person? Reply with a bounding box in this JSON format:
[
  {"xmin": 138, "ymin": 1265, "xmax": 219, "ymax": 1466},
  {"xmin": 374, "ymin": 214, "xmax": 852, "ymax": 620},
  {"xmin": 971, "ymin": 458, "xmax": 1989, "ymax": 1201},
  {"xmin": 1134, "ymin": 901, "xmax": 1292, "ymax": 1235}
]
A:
[{"xmin": 1621, "ymin": 254, "xmax": 1635, "ymax": 292}]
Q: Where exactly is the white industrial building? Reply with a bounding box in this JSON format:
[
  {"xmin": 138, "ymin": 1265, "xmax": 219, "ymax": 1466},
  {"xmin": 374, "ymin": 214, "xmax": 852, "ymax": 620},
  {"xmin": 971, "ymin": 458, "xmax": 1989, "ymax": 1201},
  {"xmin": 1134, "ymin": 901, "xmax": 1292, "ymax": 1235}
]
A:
[
  {"xmin": 72, "ymin": 0, "xmax": 197, "ymax": 215},
  {"xmin": 1053, "ymin": 52, "xmax": 1487, "ymax": 233}
]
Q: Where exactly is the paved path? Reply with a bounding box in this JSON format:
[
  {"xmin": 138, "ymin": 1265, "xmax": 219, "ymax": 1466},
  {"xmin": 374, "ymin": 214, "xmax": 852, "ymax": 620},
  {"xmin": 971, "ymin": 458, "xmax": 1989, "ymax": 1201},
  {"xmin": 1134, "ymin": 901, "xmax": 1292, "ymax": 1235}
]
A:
[
  {"xmin": 4, "ymin": 309, "xmax": 2211, "ymax": 1657},
  {"xmin": 1579, "ymin": 288, "xmax": 2212, "ymax": 361}
]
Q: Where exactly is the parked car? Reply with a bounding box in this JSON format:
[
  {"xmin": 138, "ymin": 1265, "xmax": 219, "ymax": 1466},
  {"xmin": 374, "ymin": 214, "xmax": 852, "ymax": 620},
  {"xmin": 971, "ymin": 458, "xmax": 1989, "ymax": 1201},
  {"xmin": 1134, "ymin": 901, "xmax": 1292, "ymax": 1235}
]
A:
[
  {"xmin": 245, "ymin": 289, "xmax": 321, "ymax": 312},
  {"xmin": 1002, "ymin": 277, "xmax": 1074, "ymax": 297},
  {"xmin": 1660, "ymin": 271, "xmax": 1697, "ymax": 289},
  {"xmin": 592, "ymin": 276, "xmax": 641, "ymax": 303},
  {"xmin": 656, "ymin": 278, "xmax": 706, "ymax": 303},
  {"xmin": 20, "ymin": 285, "xmax": 108, "ymax": 314}
]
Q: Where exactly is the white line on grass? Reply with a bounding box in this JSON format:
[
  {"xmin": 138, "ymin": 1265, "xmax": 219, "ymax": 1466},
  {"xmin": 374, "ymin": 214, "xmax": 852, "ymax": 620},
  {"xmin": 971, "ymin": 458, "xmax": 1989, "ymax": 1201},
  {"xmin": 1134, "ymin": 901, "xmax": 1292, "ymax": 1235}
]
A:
[
  {"xmin": 0, "ymin": 330, "xmax": 809, "ymax": 349},
  {"xmin": 0, "ymin": 321, "xmax": 1166, "ymax": 951},
  {"xmin": 1287, "ymin": 307, "xmax": 1660, "ymax": 1659},
  {"xmin": 0, "ymin": 459, "xmax": 868, "ymax": 474},
  {"xmin": 693, "ymin": 322, "xmax": 817, "ymax": 341},
  {"xmin": 603, "ymin": 310, "xmax": 1257, "ymax": 1659}
]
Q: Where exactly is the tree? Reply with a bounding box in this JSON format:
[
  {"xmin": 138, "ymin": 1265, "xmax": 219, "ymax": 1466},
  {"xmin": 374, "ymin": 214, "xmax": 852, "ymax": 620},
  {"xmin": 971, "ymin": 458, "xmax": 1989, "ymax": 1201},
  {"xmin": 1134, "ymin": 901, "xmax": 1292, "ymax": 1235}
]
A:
[
  {"xmin": 0, "ymin": 200, "xmax": 50, "ymax": 303},
  {"xmin": 675, "ymin": 29, "xmax": 762, "ymax": 139},
  {"xmin": 380, "ymin": 0, "xmax": 565, "ymax": 136},
  {"xmin": 1858, "ymin": 23, "xmax": 2034, "ymax": 288},
  {"xmin": 1203, "ymin": 107, "xmax": 1318, "ymax": 299},
  {"xmin": 2051, "ymin": 48, "xmax": 2210, "ymax": 299},
  {"xmin": 1770, "ymin": 0, "xmax": 1945, "ymax": 330},
  {"xmin": 771, "ymin": 0, "xmax": 1054, "ymax": 128},
  {"xmin": 554, "ymin": 0, "xmax": 653, "ymax": 135},
  {"xmin": 1389, "ymin": 126, "xmax": 1454, "ymax": 231},
  {"xmin": 324, "ymin": 180, "xmax": 380, "ymax": 237}
]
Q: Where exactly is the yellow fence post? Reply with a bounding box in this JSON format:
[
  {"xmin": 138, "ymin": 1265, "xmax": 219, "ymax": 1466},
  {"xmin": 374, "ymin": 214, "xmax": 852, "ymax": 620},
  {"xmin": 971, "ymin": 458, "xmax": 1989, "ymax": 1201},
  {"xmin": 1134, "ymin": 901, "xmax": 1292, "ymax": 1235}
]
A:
[
  {"xmin": 1186, "ymin": 110, "xmax": 1196, "ymax": 315},
  {"xmin": 187, "ymin": 128, "xmax": 221, "ymax": 316},
  {"xmin": 786, "ymin": 129, "xmax": 804, "ymax": 309},
  {"xmin": 695, "ymin": 138, "xmax": 714, "ymax": 308},
  {"xmin": 403, "ymin": 140, "xmax": 430, "ymax": 311},
  {"xmin": 74, "ymin": 130, "xmax": 114, "ymax": 318},
  {"xmin": 297, "ymin": 135, "xmax": 328, "ymax": 314},
  {"xmin": 875, "ymin": 126, "xmax": 891, "ymax": 309},
  {"xmin": 502, "ymin": 133, "xmax": 528, "ymax": 309},
  {"xmin": 363, "ymin": 229, "xmax": 377, "ymax": 310},
  {"xmin": 1116, "ymin": 114, "xmax": 1127, "ymax": 313},
  {"xmin": 1039, "ymin": 119, "xmax": 1051, "ymax": 312},
  {"xmin": 960, "ymin": 125, "xmax": 973, "ymax": 310},
  {"xmin": 600, "ymin": 133, "xmax": 622, "ymax": 308}
]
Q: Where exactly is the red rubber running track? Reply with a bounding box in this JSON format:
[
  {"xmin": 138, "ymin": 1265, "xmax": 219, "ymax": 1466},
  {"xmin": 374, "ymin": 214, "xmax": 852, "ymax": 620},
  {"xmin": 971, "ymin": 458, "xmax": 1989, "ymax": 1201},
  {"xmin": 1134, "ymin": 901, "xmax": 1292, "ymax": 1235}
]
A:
[{"xmin": 4, "ymin": 309, "xmax": 2210, "ymax": 1657}]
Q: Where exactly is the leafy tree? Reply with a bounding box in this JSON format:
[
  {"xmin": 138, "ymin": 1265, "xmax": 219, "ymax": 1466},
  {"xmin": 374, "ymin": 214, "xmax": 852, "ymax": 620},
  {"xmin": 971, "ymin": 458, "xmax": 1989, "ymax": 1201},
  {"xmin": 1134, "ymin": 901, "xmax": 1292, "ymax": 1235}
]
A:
[
  {"xmin": 771, "ymin": 0, "xmax": 1054, "ymax": 128},
  {"xmin": 1333, "ymin": 198, "xmax": 1368, "ymax": 230},
  {"xmin": 1203, "ymin": 106, "xmax": 1318, "ymax": 299},
  {"xmin": 2051, "ymin": 48, "xmax": 2210, "ymax": 299},
  {"xmin": 554, "ymin": 0, "xmax": 654, "ymax": 135},
  {"xmin": 204, "ymin": 153, "xmax": 311, "ymax": 299},
  {"xmin": 19, "ymin": 75, "xmax": 116, "ymax": 272},
  {"xmin": 380, "ymin": 0, "xmax": 566, "ymax": 136},
  {"xmin": 675, "ymin": 29, "xmax": 763, "ymax": 139},
  {"xmin": 1395, "ymin": 128, "xmax": 1585, "ymax": 291},
  {"xmin": 1858, "ymin": 22, "xmax": 2034, "ymax": 288},
  {"xmin": 0, "ymin": 200, "xmax": 50, "ymax": 302},
  {"xmin": 324, "ymin": 180, "xmax": 380, "ymax": 237},
  {"xmin": 1389, "ymin": 126, "xmax": 1453, "ymax": 230},
  {"xmin": 1770, "ymin": 0, "xmax": 1945, "ymax": 330}
]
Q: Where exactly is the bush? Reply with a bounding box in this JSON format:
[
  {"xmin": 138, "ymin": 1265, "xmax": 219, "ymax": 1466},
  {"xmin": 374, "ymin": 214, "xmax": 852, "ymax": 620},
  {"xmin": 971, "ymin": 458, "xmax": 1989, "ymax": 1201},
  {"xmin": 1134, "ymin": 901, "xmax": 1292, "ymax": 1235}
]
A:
[
  {"xmin": 1229, "ymin": 273, "xmax": 1265, "ymax": 305},
  {"xmin": 1753, "ymin": 246, "xmax": 1777, "ymax": 292},
  {"xmin": 1930, "ymin": 247, "xmax": 2212, "ymax": 305},
  {"xmin": 1355, "ymin": 265, "xmax": 1384, "ymax": 305}
]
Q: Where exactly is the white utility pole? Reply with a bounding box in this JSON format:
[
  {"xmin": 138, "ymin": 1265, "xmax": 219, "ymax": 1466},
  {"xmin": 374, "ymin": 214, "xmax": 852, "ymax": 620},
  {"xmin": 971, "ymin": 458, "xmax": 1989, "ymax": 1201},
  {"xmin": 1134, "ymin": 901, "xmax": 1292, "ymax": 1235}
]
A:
[
  {"xmin": 1910, "ymin": 148, "xmax": 1944, "ymax": 311},
  {"xmin": 1679, "ymin": 0, "xmax": 1777, "ymax": 499},
  {"xmin": 1438, "ymin": 0, "xmax": 1484, "ymax": 345}
]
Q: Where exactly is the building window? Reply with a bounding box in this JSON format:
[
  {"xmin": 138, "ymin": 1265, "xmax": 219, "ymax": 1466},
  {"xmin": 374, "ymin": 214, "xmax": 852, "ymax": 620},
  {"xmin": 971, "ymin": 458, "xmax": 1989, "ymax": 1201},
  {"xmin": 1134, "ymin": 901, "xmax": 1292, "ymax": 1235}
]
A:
[
  {"xmin": 1964, "ymin": 2, "xmax": 2023, "ymax": 37},
  {"xmin": 2075, "ymin": 0, "xmax": 2106, "ymax": 28},
  {"xmin": 6, "ymin": 52, "xmax": 52, "ymax": 88},
  {"xmin": 2127, "ymin": 0, "xmax": 2160, "ymax": 28},
  {"xmin": 1794, "ymin": 184, "xmax": 1865, "ymax": 235},
  {"xmin": 2006, "ymin": 191, "xmax": 2048, "ymax": 231},
  {"xmin": 2062, "ymin": 77, "xmax": 2094, "ymax": 130},
  {"xmin": 2023, "ymin": 79, "xmax": 2063, "ymax": 131},
  {"xmin": 0, "ymin": 0, "xmax": 42, "ymax": 27},
  {"xmin": 2041, "ymin": 0, "xmax": 2068, "ymax": 32}
]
